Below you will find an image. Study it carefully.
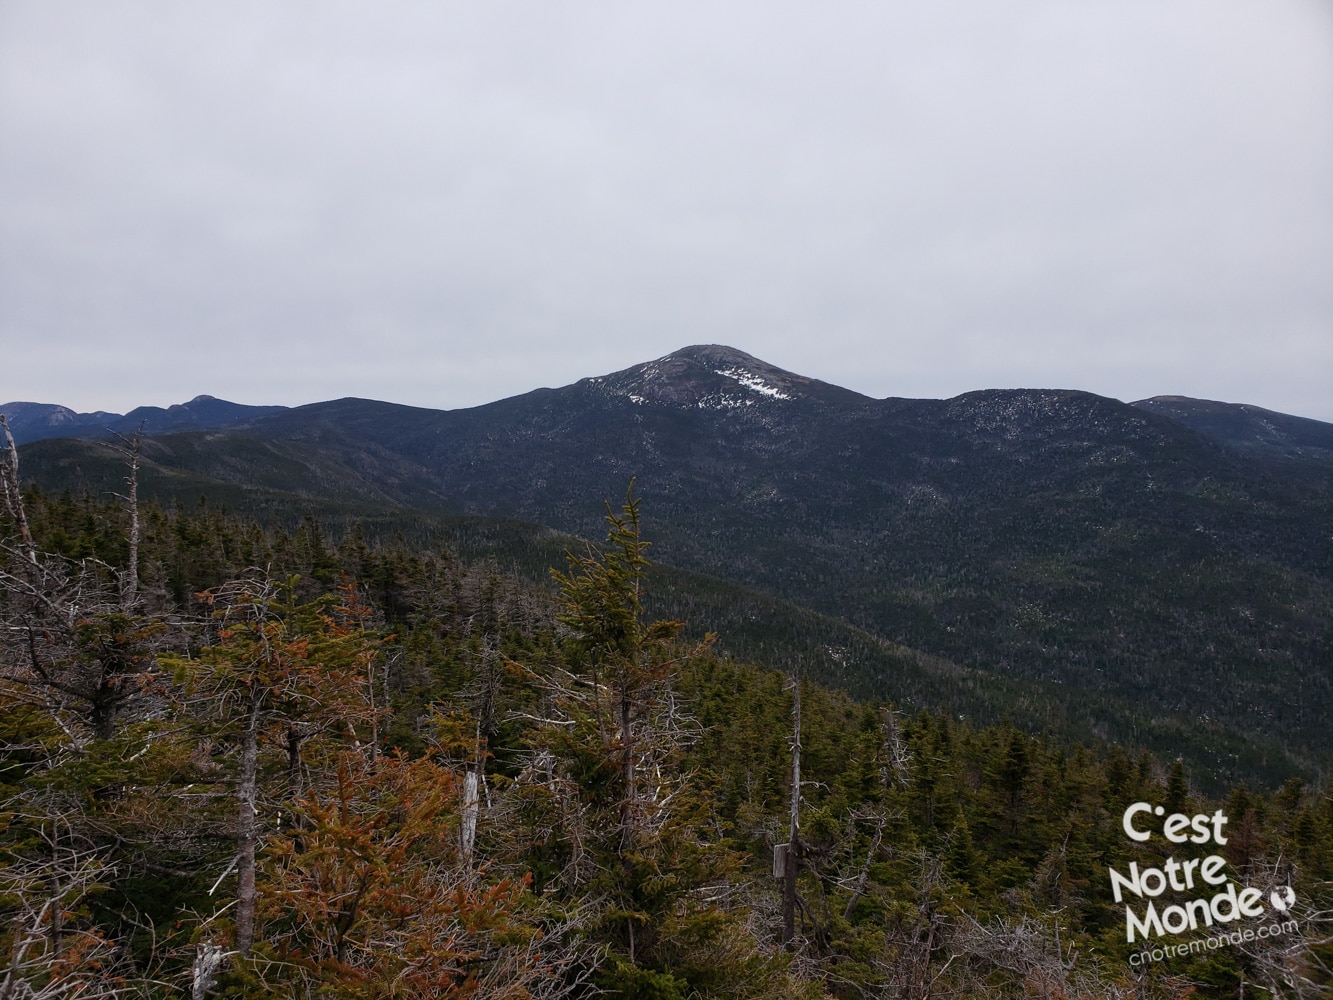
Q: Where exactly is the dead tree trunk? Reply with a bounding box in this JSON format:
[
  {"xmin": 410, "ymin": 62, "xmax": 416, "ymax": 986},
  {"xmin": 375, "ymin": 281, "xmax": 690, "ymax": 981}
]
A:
[
  {"xmin": 782, "ymin": 673, "xmax": 802, "ymax": 949},
  {"xmin": 120, "ymin": 430, "xmax": 141, "ymax": 609},
  {"xmin": 0, "ymin": 415, "xmax": 36, "ymax": 563},
  {"xmin": 191, "ymin": 942, "xmax": 225, "ymax": 1000},
  {"xmin": 235, "ymin": 691, "xmax": 260, "ymax": 955}
]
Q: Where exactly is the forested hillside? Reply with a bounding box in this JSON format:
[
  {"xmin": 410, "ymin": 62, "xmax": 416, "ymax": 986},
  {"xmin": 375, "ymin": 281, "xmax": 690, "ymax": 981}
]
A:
[
  {"xmin": 3, "ymin": 462, "xmax": 1330, "ymax": 996},
  {"xmin": 11, "ymin": 346, "xmax": 1333, "ymax": 789}
]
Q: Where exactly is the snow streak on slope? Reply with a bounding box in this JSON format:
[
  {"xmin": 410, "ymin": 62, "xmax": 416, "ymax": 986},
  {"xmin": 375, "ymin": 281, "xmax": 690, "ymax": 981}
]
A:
[{"xmin": 714, "ymin": 367, "xmax": 792, "ymax": 400}]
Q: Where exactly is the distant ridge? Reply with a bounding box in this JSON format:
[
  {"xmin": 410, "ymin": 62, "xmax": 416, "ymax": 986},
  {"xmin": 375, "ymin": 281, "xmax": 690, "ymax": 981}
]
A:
[
  {"xmin": 1132, "ymin": 395, "xmax": 1333, "ymax": 460},
  {"xmin": 6, "ymin": 349, "xmax": 1330, "ymax": 455},
  {"xmin": 0, "ymin": 395, "xmax": 288, "ymax": 445}
]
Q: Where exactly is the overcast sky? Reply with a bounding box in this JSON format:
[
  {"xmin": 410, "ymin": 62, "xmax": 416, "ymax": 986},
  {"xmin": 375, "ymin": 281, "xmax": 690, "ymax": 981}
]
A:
[{"xmin": 2, "ymin": 1, "xmax": 1330, "ymax": 421}]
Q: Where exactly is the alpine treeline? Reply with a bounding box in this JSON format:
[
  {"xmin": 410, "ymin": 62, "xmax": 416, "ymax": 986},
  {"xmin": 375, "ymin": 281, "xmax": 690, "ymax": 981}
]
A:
[{"xmin": 2, "ymin": 480, "xmax": 1331, "ymax": 999}]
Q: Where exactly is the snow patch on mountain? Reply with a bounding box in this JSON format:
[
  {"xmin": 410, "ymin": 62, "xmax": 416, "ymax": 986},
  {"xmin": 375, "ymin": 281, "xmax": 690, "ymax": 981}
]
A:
[
  {"xmin": 714, "ymin": 368, "xmax": 791, "ymax": 400},
  {"xmin": 697, "ymin": 394, "xmax": 754, "ymax": 410}
]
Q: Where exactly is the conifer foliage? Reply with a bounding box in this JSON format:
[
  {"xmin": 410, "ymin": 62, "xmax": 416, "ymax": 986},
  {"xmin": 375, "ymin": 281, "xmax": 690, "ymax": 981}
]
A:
[
  {"xmin": 0, "ymin": 477, "xmax": 1330, "ymax": 999},
  {"xmin": 520, "ymin": 486, "xmax": 791, "ymax": 998}
]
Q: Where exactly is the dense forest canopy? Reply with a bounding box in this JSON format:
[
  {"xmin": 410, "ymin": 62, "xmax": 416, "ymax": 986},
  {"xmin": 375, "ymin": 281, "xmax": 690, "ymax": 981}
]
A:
[{"xmin": 1, "ymin": 452, "xmax": 1331, "ymax": 996}]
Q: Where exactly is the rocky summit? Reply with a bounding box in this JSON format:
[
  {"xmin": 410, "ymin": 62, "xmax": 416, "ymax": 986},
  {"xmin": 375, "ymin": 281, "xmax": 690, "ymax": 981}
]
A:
[{"xmin": 582, "ymin": 344, "xmax": 871, "ymax": 409}]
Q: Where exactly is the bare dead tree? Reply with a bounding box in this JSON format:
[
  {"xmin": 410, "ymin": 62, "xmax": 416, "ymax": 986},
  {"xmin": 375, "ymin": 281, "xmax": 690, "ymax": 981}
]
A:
[
  {"xmin": 0, "ymin": 417, "xmax": 35, "ymax": 563},
  {"xmin": 1231, "ymin": 856, "xmax": 1333, "ymax": 999},
  {"xmin": 459, "ymin": 634, "xmax": 502, "ymax": 867},
  {"xmin": 881, "ymin": 706, "xmax": 912, "ymax": 789},
  {"xmin": 0, "ymin": 416, "xmax": 173, "ymax": 743},
  {"xmin": 951, "ymin": 913, "xmax": 1080, "ymax": 997},
  {"xmin": 839, "ymin": 809, "xmax": 888, "ymax": 923},
  {"xmin": 106, "ymin": 426, "xmax": 144, "ymax": 611},
  {"xmin": 0, "ymin": 799, "xmax": 126, "ymax": 1000},
  {"xmin": 780, "ymin": 670, "xmax": 803, "ymax": 949},
  {"xmin": 189, "ymin": 942, "xmax": 227, "ymax": 1000}
]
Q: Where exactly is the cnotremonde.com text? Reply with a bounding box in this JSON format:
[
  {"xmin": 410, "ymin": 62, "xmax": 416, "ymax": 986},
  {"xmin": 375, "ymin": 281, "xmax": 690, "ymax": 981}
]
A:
[
  {"xmin": 1108, "ymin": 801, "xmax": 1290, "ymax": 945},
  {"xmin": 1129, "ymin": 920, "xmax": 1300, "ymax": 966}
]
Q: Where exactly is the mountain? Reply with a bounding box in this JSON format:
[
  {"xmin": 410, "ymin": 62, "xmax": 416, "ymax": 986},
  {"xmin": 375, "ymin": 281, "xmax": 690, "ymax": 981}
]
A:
[
  {"xmin": 0, "ymin": 401, "xmax": 124, "ymax": 442},
  {"xmin": 1132, "ymin": 395, "xmax": 1333, "ymax": 461},
  {"xmin": 588, "ymin": 343, "xmax": 872, "ymax": 408},
  {"xmin": 0, "ymin": 394, "xmax": 287, "ymax": 444},
  {"xmin": 9, "ymin": 345, "xmax": 1332, "ymax": 786}
]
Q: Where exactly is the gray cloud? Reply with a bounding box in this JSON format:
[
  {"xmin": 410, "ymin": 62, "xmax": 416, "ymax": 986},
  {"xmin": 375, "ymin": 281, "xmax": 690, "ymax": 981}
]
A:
[{"xmin": 2, "ymin": 0, "xmax": 1330, "ymax": 419}]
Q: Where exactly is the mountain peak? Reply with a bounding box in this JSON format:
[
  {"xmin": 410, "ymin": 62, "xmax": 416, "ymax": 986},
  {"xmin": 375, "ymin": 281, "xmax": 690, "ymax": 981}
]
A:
[
  {"xmin": 586, "ymin": 344, "xmax": 871, "ymax": 410},
  {"xmin": 662, "ymin": 344, "xmax": 770, "ymax": 368}
]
